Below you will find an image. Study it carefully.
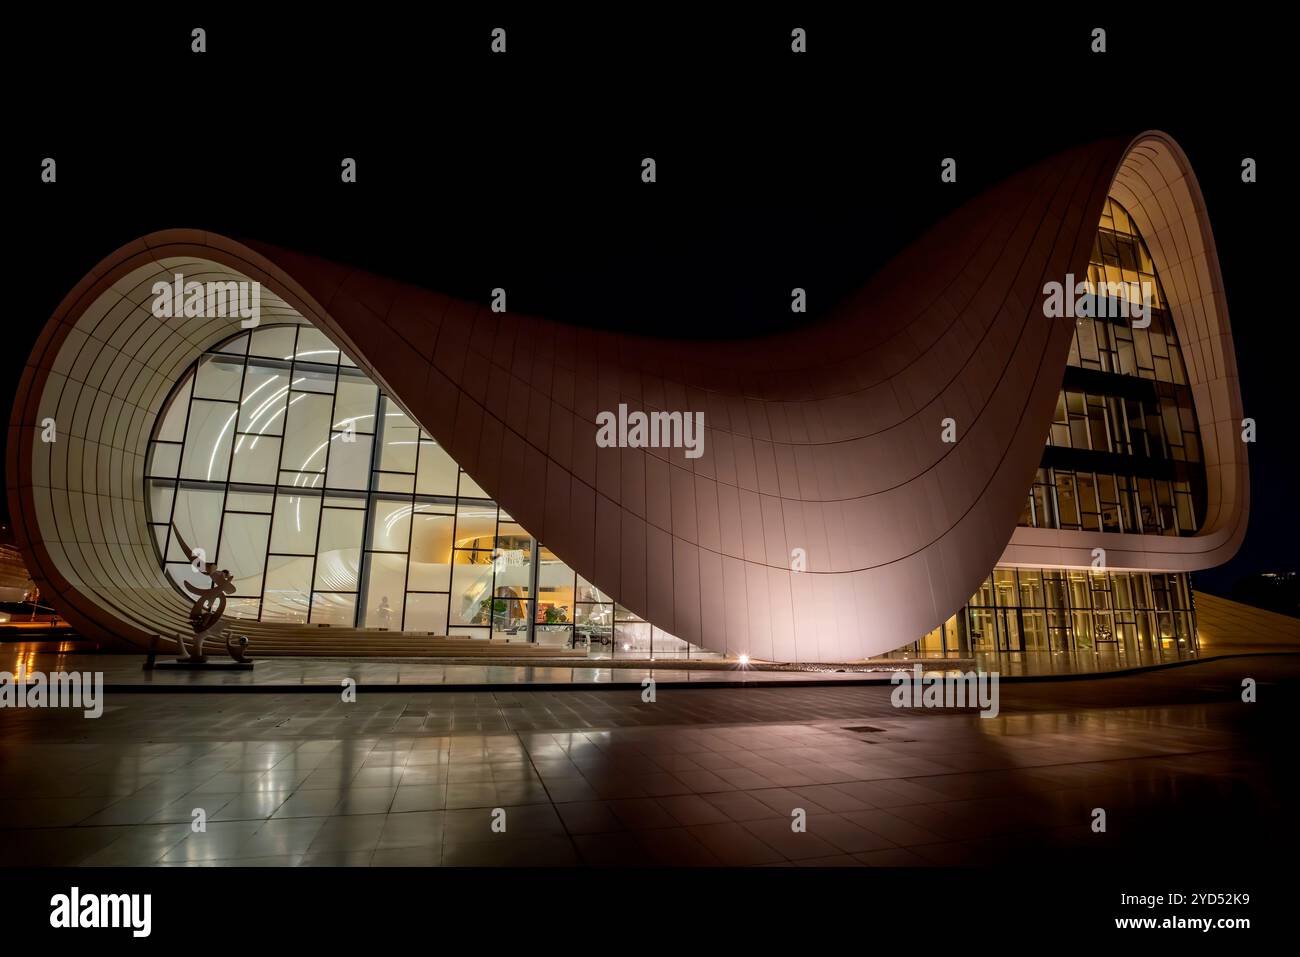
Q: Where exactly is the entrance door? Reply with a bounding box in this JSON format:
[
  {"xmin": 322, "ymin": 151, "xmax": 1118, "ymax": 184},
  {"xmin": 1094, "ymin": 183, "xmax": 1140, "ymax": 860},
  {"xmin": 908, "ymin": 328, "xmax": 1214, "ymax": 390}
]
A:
[{"xmin": 998, "ymin": 608, "xmax": 1024, "ymax": 652}]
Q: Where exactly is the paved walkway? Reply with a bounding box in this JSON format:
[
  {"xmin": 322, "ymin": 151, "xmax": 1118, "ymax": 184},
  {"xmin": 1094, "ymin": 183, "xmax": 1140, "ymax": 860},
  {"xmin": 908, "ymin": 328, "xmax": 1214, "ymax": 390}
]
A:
[
  {"xmin": 4, "ymin": 642, "xmax": 1296, "ymax": 691},
  {"xmin": 2, "ymin": 648, "xmax": 886, "ymax": 688},
  {"xmin": 1, "ymin": 655, "xmax": 1295, "ymax": 866},
  {"xmin": 5, "ymin": 592, "xmax": 1296, "ymax": 688}
]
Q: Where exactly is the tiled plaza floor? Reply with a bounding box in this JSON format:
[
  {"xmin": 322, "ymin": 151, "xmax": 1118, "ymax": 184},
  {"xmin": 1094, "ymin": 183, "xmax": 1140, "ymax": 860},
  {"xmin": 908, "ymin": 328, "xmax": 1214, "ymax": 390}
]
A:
[
  {"xmin": 1, "ymin": 656, "xmax": 1295, "ymax": 866},
  {"xmin": 0, "ymin": 647, "xmax": 884, "ymax": 689},
  {"xmin": 3, "ymin": 644, "xmax": 1290, "ymax": 691}
]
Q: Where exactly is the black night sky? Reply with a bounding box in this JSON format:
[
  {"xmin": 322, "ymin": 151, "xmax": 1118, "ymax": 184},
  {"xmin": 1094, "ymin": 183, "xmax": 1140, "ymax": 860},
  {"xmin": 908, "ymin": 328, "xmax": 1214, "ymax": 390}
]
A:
[{"xmin": 5, "ymin": 11, "xmax": 1293, "ymax": 599}]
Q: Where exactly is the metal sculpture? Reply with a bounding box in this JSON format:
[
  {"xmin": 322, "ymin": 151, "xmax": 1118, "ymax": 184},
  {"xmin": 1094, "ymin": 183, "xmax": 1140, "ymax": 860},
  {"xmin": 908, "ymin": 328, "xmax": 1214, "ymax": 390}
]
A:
[{"xmin": 171, "ymin": 525, "xmax": 250, "ymax": 663}]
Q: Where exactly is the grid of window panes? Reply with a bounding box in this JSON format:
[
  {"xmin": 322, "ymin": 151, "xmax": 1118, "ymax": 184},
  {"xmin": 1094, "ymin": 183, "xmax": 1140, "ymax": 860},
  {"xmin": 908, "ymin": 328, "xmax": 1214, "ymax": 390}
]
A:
[
  {"xmin": 907, "ymin": 568, "xmax": 1196, "ymax": 660},
  {"xmin": 1022, "ymin": 465, "xmax": 1198, "ymax": 537},
  {"xmin": 1019, "ymin": 197, "xmax": 1206, "ymax": 536},
  {"xmin": 145, "ymin": 325, "xmax": 715, "ymax": 657},
  {"xmin": 1071, "ymin": 198, "xmax": 1180, "ymax": 383},
  {"xmin": 1047, "ymin": 385, "xmax": 1201, "ymax": 464}
]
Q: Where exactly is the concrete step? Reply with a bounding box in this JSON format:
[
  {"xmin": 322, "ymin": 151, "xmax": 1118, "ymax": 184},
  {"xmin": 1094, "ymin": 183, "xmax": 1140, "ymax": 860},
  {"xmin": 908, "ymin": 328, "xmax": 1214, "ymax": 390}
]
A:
[{"xmin": 197, "ymin": 624, "xmax": 586, "ymax": 659}]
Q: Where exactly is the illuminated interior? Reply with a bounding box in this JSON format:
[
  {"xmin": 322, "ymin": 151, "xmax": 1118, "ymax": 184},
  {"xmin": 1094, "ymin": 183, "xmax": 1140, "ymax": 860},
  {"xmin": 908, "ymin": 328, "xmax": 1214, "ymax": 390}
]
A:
[{"xmin": 144, "ymin": 323, "xmax": 715, "ymax": 658}]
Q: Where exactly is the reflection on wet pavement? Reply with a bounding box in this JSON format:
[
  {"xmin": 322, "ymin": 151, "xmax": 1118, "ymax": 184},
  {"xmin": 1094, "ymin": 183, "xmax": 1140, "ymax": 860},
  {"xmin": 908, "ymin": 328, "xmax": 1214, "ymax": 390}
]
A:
[{"xmin": 1, "ymin": 656, "xmax": 1295, "ymax": 866}]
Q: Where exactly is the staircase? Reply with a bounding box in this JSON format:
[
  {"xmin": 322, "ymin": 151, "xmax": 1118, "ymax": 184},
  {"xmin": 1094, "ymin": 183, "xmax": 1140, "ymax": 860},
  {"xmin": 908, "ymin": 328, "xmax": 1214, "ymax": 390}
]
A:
[{"xmin": 165, "ymin": 621, "xmax": 587, "ymax": 659}]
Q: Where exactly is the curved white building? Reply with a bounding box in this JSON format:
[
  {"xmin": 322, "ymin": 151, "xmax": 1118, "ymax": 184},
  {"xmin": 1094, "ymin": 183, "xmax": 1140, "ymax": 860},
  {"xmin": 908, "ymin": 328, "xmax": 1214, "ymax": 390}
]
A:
[{"xmin": 5, "ymin": 133, "xmax": 1247, "ymax": 661}]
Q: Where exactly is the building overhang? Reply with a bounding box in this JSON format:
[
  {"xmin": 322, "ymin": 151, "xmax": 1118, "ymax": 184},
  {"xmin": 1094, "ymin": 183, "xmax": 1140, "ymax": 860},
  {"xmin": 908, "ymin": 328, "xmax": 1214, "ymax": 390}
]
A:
[{"xmin": 6, "ymin": 132, "xmax": 1247, "ymax": 659}]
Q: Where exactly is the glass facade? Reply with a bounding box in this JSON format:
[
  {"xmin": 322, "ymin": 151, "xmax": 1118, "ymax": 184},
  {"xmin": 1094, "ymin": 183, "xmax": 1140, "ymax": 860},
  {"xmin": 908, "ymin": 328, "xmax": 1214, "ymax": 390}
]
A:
[
  {"xmin": 903, "ymin": 198, "xmax": 1206, "ymax": 662},
  {"xmin": 913, "ymin": 568, "xmax": 1196, "ymax": 659},
  {"xmin": 144, "ymin": 323, "xmax": 715, "ymax": 657},
  {"xmin": 1019, "ymin": 197, "xmax": 1206, "ymax": 537}
]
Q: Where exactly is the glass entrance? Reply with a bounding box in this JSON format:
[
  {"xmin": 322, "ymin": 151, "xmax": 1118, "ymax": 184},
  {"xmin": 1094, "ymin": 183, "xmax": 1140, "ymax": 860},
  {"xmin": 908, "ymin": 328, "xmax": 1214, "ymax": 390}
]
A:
[{"xmin": 998, "ymin": 608, "xmax": 1024, "ymax": 652}]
